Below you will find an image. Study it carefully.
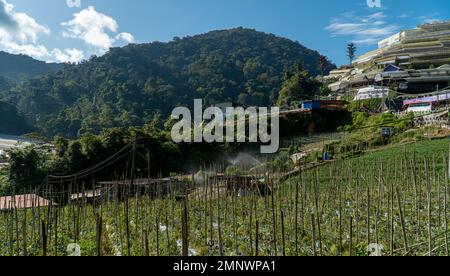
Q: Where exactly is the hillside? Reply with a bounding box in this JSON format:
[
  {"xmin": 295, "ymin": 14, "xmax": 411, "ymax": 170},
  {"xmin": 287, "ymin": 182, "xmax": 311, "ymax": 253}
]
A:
[
  {"xmin": 0, "ymin": 76, "xmax": 12, "ymax": 91},
  {"xmin": 0, "ymin": 101, "xmax": 32, "ymax": 135},
  {"xmin": 6, "ymin": 28, "xmax": 336, "ymax": 138},
  {"xmin": 0, "ymin": 51, "xmax": 61, "ymax": 81}
]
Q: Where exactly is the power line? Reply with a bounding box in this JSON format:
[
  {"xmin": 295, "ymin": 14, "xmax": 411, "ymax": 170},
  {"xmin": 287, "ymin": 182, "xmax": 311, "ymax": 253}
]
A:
[
  {"xmin": 47, "ymin": 147, "xmax": 134, "ymax": 183},
  {"xmin": 48, "ymin": 142, "xmax": 134, "ymax": 179}
]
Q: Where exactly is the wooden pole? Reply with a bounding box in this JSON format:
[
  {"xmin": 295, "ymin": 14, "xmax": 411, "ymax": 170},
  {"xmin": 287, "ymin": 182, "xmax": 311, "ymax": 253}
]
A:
[
  {"xmin": 295, "ymin": 180, "xmax": 299, "ymax": 256},
  {"xmin": 396, "ymin": 187, "xmax": 409, "ymax": 255},
  {"xmin": 125, "ymin": 137, "xmax": 137, "ymax": 256},
  {"xmin": 181, "ymin": 196, "xmax": 189, "ymax": 256},
  {"xmin": 311, "ymin": 214, "xmax": 317, "ymax": 257},
  {"xmin": 255, "ymin": 220, "xmax": 259, "ymax": 257},
  {"xmin": 349, "ymin": 216, "xmax": 353, "ymax": 257},
  {"xmin": 445, "ymin": 155, "xmax": 449, "ymax": 256},
  {"xmin": 425, "ymin": 158, "xmax": 433, "ymax": 256},
  {"xmin": 281, "ymin": 211, "xmax": 286, "ymax": 256},
  {"xmin": 41, "ymin": 220, "xmax": 47, "ymax": 256},
  {"xmin": 96, "ymin": 215, "xmax": 103, "ymax": 256},
  {"xmin": 367, "ymin": 186, "xmax": 371, "ymax": 248},
  {"xmin": 144, "ymin": 230, "xmax": 150, "ymax": 256}
]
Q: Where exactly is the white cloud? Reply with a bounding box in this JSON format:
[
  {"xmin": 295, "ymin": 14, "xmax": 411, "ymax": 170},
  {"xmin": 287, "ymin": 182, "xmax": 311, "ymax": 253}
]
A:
[
  {"xmin": 367, "ymin": 12, "xmax": 386, "ymax": 20},
  {"xmin": 62, "ymin": 6, "xmax": 134, "ymax": 54},
  {"xmin": 12, "ymin": 10, "xmax": 50, "ymax": 43},
  {"xmin": 52, "ymin": 48, "xmax": 85, "ymax": 63},
  {"xmin": 0, "ymin": 0, "xmax": 50, "ymax": 44},
  {"xmin": 0, "ymin": 0, "xmax": 17, "ymax": 28},
  {"xmin": 351, "ymin": 38, "xmax": 379, "ymax": 45},
  {"xmin": 0, "ymin": 0, "xmax": 85, "ymax": 63},
  {"xmin": 116, "ymin": 32, "xmax": 135, "ymax": 44},
  {"xmin": 416, "ymin": 13, "xmax": 443, "ymax": 25},
  {"xmin": 422, "ymin": 18, "xmax": 442, "ymax": 24},
  {"xmin": 1, "ymin": 41, "xmax": 50, "ymax": 59},
  {"xmin": 326, "ymin": 11, "xmax": 399, "ymax": 46}
]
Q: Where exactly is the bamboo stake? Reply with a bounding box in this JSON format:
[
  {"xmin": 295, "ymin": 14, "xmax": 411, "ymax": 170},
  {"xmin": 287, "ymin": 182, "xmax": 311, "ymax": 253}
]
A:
[
  {"xmin": 367, "ymin": 186, "xmax": 371, "ymax": 249},
  {"xmin": 311, "ymin": 214, "xmax": 317, "ymax": 257},
  {"xmin": 144, "ymin": 229, "xmax": 149, "ymax": 257},
  {"xmin": 295, "ymin": 180, "xmax": 299, "ymax": 256},
  {"xmin": 390, "ymin": 173, "xmax": 394, "ymax": 256},
  {"xmin": 255, "ymin": 220, "xmax": 259, "ymax": 257},
  {"xmin": 396, "ymin": 187, "xmax": 409, "ymax": 255},
  {"xmin": 425, "ymin": 158, "xmax": 433, "ymax": 256},
  {"xmin": 41, "ymin": 220, "xmax": 47, "ymax": 256},
  {"xmin": 313, "ymin": 170, "xmax": 323, "ymax": 256},
  {"xmin": 410, "ymin": 159, "xmax": 419, "ymax": 241},
  {"xmin": 181, "ymin": 196, "xmax": 189, "ymax": 256},
  {"xmin": 281, "ymin": 210, "xmax": 286, "ymax": 256},
  {"xmin": 338, "ymin": 179, "xmax": 343, "ymax": 255},
  {"xmin": 271, "ymin": 181, "xmax": 277, "ymax": 256},
  {"xmin": 349, "ymin": 216, "xmax": 353, "ymax": 257},
  {"xmin": 96, "ymin": 215, "xmax": 103, "ymax": 256},
  {"xmin": 445, "ymin": 155, "xmax": 449, "ymax": 256}
]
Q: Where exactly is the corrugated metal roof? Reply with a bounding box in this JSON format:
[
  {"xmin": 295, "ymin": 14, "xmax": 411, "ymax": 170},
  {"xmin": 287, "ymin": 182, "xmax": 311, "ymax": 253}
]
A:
[
  {"xmin": 99, "ymin": 175, "xmax": 193, "ymax": 186},
  {"xmin": 0, "ymin": 194, "xmax": 57, "ymax": 210}
]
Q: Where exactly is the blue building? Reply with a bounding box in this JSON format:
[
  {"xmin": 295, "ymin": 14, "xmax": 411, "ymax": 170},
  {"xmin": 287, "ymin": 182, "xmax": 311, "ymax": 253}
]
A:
[
  {"xmin": 301, "ymin": 100, "xmax": 347, "ymax": 111},
  {"xmin": 301, "ymin": 100, "xmax": 321, "ymax": 110}
]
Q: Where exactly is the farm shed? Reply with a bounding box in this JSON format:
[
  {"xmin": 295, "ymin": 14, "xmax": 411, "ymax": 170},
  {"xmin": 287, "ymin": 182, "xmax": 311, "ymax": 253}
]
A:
[
  {"xmin": 70, "ymin": 189, "xmax": 104, "ymax": 204},
  {"xmin": 98, "ymin": 176, "xmax": 194, "ymax": 199},
  {"xmin": 0, "ymin": 194, "xmax": 57, "ymax": 211}
]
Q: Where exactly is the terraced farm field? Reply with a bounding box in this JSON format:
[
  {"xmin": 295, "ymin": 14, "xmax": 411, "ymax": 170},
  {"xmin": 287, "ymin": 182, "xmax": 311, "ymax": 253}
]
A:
[{"xmin": 0, "ymin": 138, "xmax": 449, "ymax": 256}]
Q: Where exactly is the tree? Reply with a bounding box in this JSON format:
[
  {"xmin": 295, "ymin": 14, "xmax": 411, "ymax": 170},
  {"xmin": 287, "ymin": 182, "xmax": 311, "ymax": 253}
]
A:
[
  {"xmin": 0, "ymin": 101, "xmax": 32, "ymax": 135},
  {"xmin": 347, "ymin": 43, "xmax": 357, "ymax": 65},
  {"xmin": 8, "ymin": 146, "xmax": 49, "ymax": 193},
  {"xmin": 276, "ymin": 68, "xmax": 321, "ymax": 108},
  {"xmin": 318, "ymin": 55, "xmax": 329, "ymax": 82}
]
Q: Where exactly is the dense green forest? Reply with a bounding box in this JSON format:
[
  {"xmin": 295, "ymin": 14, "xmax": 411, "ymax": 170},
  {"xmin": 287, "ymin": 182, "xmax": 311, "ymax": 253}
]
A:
[
  {"xmin": 0, "ymin": 51, "xmax": 61, "ymax": 81},
  {"xmin": 0, "ymin": 76, "xmax": 12, "ymax": 91},
  {"xmin": 0, "ymin": 28, "xmax": 335, "ymax": 138},
  {"xmin": 0, "ymin": 51, "xmax": 61, "ymax": 136},
  {"xmin": 0, "ymin": 101, "xmax": 32, "ymax": 135}
]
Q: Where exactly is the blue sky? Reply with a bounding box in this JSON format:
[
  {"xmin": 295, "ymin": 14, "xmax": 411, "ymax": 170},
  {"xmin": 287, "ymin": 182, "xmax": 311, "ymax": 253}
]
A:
[{"xmin": 0, "ymin": 0, "xmax": 449, "ymax": 65}]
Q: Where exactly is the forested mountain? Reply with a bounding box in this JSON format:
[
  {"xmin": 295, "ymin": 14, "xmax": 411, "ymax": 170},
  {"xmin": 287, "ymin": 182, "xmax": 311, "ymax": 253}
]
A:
[
  {"xmin": 0, "ymin": 101, "xmax": 32, "ymax": 135},
  {"xmin": 0, "ymin": 76, "xmax": 12, "ymax": 91},
  {"xmin": 0, "ymin": 52, "xmax": 60, "ymax": 136},
  {"xmin": 0, "ymin": 51, "xmax": 61, "ymax": 81},
  {"xmin": 4, "ymin": 28, "xmax": 335, "ymax": 138}
]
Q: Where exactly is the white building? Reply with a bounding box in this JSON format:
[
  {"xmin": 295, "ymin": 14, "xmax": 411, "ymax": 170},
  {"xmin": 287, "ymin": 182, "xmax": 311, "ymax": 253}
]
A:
[
  {"xmin": 353, "ymin": 21, "xmax": 450, "ymax": 69},
  {"xmin": 354, "ymin": 86, "xmax": 390, "ymax": 101},
  {"xmin": 378, "ymin": 32, "xmax": 403, "ymax": 49},
  {"xmin": 406, "ymin": 103, "xmax": 433, "ymax": 113}
]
